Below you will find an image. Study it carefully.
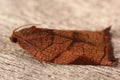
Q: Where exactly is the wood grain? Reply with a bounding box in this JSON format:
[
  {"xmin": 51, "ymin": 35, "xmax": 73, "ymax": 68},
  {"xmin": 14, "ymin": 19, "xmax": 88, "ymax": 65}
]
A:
[{"xmin": 0, "ymin": 0, "xmax": 120, "ymax": 80}]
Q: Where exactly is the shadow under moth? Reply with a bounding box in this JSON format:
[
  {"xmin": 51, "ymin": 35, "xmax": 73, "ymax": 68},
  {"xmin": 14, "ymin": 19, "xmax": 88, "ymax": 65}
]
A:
[{"xmin": 10, "ymin": 25, "xmax": 118, "ymax": 66}]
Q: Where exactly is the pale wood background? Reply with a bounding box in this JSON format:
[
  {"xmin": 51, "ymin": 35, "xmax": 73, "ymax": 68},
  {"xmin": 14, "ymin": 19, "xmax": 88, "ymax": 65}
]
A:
[{"xmin": 0, "ymin": 0, "xmax": 120, "ymax": 80}]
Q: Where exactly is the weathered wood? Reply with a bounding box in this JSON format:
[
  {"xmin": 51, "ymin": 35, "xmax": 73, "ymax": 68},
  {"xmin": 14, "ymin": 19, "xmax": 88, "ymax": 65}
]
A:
[{"xmin": 0, "ymin": 0, "xmax": 120, "ymax": 80}]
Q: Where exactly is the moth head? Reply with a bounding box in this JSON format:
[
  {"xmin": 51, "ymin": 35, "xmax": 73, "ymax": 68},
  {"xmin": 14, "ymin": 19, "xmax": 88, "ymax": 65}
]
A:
[
  {"xmin": 10, "ymin": 31, "xmax": 18, "ymax": 43},
  {"xmin": 10, "ymin": 26, "xmax": 36, "ymax": 43},
  {"xmin": 10, "ymin": 35, "xmax": 17, "ymax": 43}
]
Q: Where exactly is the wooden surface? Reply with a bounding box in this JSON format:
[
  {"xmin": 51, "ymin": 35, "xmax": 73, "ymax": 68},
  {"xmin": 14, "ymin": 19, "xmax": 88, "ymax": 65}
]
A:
[{"xmin": 0, "ymin": 0, "xmax": 120, "ymax": 80}]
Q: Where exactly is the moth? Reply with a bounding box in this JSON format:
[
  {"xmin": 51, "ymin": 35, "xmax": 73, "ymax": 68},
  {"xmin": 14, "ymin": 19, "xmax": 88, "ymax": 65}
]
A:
[{"xmin": 10, "ymin": 25, "xmax": 118, "ymax": 66}]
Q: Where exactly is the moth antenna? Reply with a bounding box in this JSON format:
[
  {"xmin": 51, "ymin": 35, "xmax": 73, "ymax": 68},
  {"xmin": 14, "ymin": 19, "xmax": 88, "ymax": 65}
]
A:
[
  {"xmin": 13, "ymin": 22, "xmax": 47, "ymax": 33},
  {"xmin": 13, "ymin": 24, "xmax": 33, "ymax": 33}
]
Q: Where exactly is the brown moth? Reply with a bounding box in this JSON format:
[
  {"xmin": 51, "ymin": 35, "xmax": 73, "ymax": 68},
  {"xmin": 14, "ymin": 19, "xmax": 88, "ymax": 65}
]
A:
[{"xmin": 10, "ymin": 25, "xmax": 118, "ymax": 66}]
